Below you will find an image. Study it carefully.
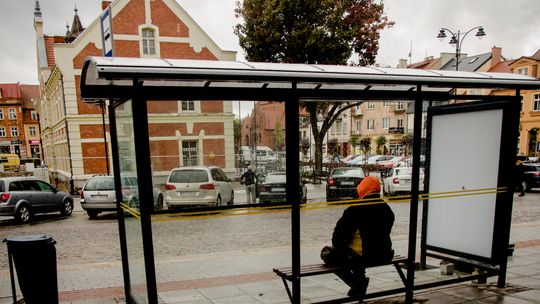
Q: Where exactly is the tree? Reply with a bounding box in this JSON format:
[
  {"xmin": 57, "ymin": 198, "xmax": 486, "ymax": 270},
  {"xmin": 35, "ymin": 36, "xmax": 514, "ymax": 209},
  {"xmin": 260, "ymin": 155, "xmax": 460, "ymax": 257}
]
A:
[
  {"xmin": 359, "ymin": 137, "xmax": 371, "ymax": 164},
  {"xmin": 349, "ymin": 134, "xmax": 359, "ymax": 154},
  {"xmin": 233, "ymin": 119, "xmax": 242, "ymax": 153},
  {"xmin": 375, "ymin": 135, "xmax": 387, "ymax": 155},
  {"xmin": 273, "ymin": 120, "xmax": 285, "ymax": 151},
  {"xmin": 235, "ymin": 0, "xmax": 393, "ymax": 170},
  {"xmin": 400, "ymin": 133, "xmax": 414, "ymax": 164},
  {"xmin": 300, "ymin": 137, "xmax": 310, "ymax": 160}
]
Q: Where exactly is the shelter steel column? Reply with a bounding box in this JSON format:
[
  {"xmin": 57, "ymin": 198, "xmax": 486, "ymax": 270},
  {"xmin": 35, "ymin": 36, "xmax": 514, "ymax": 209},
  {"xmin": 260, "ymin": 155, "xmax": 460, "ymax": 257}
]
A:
[
  {"xmin": 405, "ymin": 85, "xmax": 423, "ymax": 303},
  {"xmin": 285, "ymin": 83, "xmax": 301, "ymax": 303}
]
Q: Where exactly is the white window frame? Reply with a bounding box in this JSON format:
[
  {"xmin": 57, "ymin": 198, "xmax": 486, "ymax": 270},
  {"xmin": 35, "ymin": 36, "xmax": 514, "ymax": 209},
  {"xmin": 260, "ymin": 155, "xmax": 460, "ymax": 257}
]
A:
[
  {"xmin": 517, "ymin": 67, "xmax": 529, "ymax": 76},
  {"xmin": 31, "ymin": 111, "xmax": 38, "ymax": 120},
  {"xmin": 396, "ymin": 101, "xmax": 405, "ymax": 110},
  {"xmin": 139, "ymin": 25, "xmax": 160, "ymax": 57},
  {"xmin": 355, "ymin": 120, "xmax": 361, "ymax": 132},
  {"xmin": 397, "ymin": 117, "xmax": 404, "ymax": 128},
  {"xmin": 182, "ymin": 140, "xmax": 198, "ymax": 166},
  {"xmin": 382, "ymin": 117, "xmax": 390, "ymax": 129},
  {"xmin": 367, "ymin": 119, "xmax": 375, "ymax": 130},
  {"xmin": 8, "ymin": 108, "xmax": 16, "ymax": 120},
  {"xmin": 383, "ymin": 101, "xmax": 391, "ymax": 107},
  {"xmin": 534, "ymin": 93, "xmax": 540, "ymax": 111},
  {"xmin": 0, "ymin": 109, "xmax": 4, "ymax": 120},
  {"xmin": 179, "ymin": 100, "xmax": 200, "ymax": 113},
  {"xmin": 367, "ymin": 102, "xmax": 375, "ymax": 110},
  {"xmin": 10, "ymin": 127, "xmax": 18, "ymax": 137},
  {"xmin": 29, "ymin": 126, "xmax": 37, "ymax": 136},
  {"xmin": 0, "ymin": 127, "xmax": 5, "ymax": 137}
]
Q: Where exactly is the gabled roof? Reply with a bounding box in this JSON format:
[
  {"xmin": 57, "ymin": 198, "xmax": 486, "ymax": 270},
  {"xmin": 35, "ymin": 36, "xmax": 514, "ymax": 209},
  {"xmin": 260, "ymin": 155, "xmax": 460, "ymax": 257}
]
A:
[
  {"xmin": 440, "ymin": 52, "xmax": 492, "ymax": 72},
  {"xmin": 408, "ymin": 58, "xmax": 440, "ymax": 70},
  {"xmin": 20, "ymin": 85, "xmax": 40, "ymax": 108},
  {"xmin": 489, "ymin": 60, "xmax": 513, "ymax": 73},
  {"xmin": 65, "ymin": 7, "xmax": 85, "ymax": 43}
]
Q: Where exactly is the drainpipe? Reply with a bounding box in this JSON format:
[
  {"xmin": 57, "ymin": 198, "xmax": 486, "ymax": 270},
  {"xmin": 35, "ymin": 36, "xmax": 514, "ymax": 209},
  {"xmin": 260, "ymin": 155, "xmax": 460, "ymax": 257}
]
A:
[{"xmin": 60, "ymin": 75, "xmax": 75, "ymax": 194}]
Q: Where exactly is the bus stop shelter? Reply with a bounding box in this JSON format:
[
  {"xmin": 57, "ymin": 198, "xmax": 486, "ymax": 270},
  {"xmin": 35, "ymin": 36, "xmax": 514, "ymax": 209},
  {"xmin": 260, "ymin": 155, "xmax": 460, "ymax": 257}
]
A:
[{"xmin": 80, "ymin": 56, "xmax": 540, "ymax": 304}]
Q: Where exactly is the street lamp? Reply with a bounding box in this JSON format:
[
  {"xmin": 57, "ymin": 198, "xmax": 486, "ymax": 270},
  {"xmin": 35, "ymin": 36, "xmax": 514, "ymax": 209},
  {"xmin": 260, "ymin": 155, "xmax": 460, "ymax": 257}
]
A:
[{"xmin": 436, "ymin": 26, "xmax": 486, "ymax": 71}]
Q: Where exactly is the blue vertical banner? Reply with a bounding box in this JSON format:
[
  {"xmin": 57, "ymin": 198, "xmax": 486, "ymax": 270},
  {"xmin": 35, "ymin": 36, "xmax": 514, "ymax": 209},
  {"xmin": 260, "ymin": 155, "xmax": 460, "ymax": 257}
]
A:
[{"xmin": 100, "ymin": 6, "xmax": 114, "ymax": 57}]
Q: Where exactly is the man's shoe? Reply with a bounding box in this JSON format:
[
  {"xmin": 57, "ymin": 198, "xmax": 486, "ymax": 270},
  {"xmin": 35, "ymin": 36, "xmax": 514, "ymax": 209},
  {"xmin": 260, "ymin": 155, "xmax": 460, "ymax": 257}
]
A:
[{"xmin": 347, "ymin": 277, "xmax": 369, "ymax": 298}]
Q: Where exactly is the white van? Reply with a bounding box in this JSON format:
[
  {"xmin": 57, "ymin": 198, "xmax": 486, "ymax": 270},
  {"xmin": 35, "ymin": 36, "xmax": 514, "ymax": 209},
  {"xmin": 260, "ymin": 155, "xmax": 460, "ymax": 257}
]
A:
[{"xmin": 238, "ymin": 146, "xmax": 277, "ymax": 165}]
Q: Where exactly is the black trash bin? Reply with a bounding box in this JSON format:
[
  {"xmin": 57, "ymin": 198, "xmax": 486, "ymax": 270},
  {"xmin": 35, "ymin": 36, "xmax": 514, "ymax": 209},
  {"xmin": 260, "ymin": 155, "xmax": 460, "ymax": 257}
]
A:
[{"xmin": 3, "ymin": 235, "xmax": 58, "ymax": 304}]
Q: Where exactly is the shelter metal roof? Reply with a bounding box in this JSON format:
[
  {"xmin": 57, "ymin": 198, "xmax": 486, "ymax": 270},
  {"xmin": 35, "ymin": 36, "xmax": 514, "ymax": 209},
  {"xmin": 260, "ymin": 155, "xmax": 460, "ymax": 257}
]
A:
[{"xmin": 80, "ymin": 57, "xmax": 540, "ymax": 101}]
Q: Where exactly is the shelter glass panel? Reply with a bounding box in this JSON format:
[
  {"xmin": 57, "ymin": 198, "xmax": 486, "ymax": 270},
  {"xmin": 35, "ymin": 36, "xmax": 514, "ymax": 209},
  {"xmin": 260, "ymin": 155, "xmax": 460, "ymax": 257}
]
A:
[{"xmin": 115, "ymin": 100, "xmax": 149, "ymax": 303}]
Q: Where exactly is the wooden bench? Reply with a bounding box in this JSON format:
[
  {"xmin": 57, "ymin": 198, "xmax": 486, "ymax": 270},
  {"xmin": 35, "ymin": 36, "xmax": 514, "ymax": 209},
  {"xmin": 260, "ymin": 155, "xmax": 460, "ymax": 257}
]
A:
[{"xmin": 273, "ymin": 255, "xmax": 407, "ymax": 303}]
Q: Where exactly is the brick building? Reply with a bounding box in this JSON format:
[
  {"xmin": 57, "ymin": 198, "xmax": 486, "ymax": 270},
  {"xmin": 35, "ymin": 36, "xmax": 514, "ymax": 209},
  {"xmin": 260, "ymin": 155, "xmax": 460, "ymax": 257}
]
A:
[
  {"xmin": 33, "ymin": 0, "xmax": 236, "ymax": 192},
  {"xmin": 0, "ymin": 83, "xmax": 41, "ymax": 160},
  {"xmin": 241, "ymin": 102, "xmax": 286, "ymax": 151}
]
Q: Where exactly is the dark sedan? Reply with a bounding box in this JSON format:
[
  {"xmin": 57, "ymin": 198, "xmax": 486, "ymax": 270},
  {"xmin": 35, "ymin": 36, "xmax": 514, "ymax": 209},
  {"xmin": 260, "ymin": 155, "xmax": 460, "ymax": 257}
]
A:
[
  {"xmin": 326, "ymin": 167, "xmax": 365, "ymax": 202},
  {"xmin": 258, "ymin": 172, "xmax": 307, "ymax": 204}
]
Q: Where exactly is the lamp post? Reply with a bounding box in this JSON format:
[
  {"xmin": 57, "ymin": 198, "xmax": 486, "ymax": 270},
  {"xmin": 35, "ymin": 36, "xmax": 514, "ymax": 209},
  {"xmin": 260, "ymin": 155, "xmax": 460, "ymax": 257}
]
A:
[{"xmin": 436, "ymin": 26, "xmax": 486, "ymax": 71}]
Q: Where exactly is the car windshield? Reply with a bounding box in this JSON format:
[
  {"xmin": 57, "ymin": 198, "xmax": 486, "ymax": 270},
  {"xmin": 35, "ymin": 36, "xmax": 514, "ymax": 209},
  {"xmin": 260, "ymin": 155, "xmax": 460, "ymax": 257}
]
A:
[
  {"xmin": 85, "ymin": 177, "xmax": 114, "ymax": 191},
  {"xmin": 169, "ymin": 170, "xmax": 209, "ymax": 183},
  {"xmin": 332, "ymin": 168, "xmax": 365, "ymax": 177},
  {"xmin": 265, "ymin": 174, "xmax": 286, "ymax": 183},
  {"xmin": 122, "ymin": 176, "xmax": 138, "ymax": 188}
]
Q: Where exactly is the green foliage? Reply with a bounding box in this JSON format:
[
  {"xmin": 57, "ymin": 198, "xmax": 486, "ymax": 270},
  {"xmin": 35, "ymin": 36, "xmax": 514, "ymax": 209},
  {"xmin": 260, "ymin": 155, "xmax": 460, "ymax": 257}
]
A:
[
  {"xmin": 273, "ymin": 120, "xmax": 285, "ymax": 151},
  {"xmin": 233, "ymin": 119, "xmax": 242, "ymax": 152},
  {"xmin": 400, "ymin": 133, "xmax": 414, "ymax": 156},
  {"xmin": 359, "ymin": 137, "xmax": 371, "ymax": 162},
  {"xmin": 375, "ymin": 135, "xmax": 387, "ymax": 155}
]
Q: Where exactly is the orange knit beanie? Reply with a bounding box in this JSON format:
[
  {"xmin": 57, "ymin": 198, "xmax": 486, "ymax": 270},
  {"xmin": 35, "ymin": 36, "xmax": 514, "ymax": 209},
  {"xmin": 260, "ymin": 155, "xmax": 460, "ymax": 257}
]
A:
[{"xmin": 356, "ymin": 176, "xmax": 381, "ymax": 199}]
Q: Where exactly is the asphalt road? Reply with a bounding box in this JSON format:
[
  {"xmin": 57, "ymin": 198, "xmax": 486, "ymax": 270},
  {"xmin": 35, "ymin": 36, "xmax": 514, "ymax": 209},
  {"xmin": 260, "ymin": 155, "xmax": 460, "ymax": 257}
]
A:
[{"xmin": 0, "ymin": 184, "xmax": 539, "ymax": 271}]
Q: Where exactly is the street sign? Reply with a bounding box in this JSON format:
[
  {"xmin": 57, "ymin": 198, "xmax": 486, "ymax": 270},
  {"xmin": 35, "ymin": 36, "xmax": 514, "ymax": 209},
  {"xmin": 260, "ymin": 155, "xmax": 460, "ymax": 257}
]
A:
[{"xmin": 100, "ymin": 6, "xmax": 114, "ymax": 57}]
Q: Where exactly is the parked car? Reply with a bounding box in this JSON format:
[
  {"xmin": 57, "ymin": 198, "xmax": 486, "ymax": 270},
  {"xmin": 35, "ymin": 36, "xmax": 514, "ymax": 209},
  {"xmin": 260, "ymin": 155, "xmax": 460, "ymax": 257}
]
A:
[
  {"xmin": 80, "ymin": 175, "xmax": 163, "ymax": 219},
  {"xmin": 164, "ymin": 166, "xmax": 234, "ymax": 209},
  {"xmin": 382, "ymin": 167, "xmax": 425, "ymax": 196},
  {"xmin": 326, "ymin": 167, "xmax": 366, "ymax": 202},
  {"xmin": 377, "ymin": 156, "xmax": 404, "ymax": 169},
  {"xmin": 258, "ymin": 172, "xmax": 307, "ymax": 204},
  {"xmin": 517, "ymin": 163, "xmax": 540, "ymax": 191},
  {"xmin": 0, "ymin": 177, "xmax": 73, "ymax": 223},
  {"xmin": 238, "ymin": 146, "xmax": 278, "ymax": 166}
]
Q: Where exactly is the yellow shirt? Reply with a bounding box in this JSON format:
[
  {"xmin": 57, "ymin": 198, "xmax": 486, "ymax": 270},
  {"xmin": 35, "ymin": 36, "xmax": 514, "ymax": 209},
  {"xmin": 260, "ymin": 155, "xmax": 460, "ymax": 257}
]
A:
[{"xmin": 348, "ymin": 228, "xmax": 363, "ymax": 255}]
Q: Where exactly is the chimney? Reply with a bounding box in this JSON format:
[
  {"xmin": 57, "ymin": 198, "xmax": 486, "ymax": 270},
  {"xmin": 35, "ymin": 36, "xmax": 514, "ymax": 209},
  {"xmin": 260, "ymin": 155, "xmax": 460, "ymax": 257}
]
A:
[
  {"xmin": 102, "ymin": 0, "xmax": 112, "ymax": 10},
  {"xmin": 398, "ymin": 59, "xmax": 408, "ymax": 69},
  {"xmin": 491, "ymin": 46, "xmax": 502, "ymax": 68}
]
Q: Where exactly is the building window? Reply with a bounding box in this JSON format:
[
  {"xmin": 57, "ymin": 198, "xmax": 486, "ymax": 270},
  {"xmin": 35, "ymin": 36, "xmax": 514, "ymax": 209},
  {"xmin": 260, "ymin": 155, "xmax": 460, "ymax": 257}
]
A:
[
  {"xmin": 367, "ymin": 119, "xmax": 374, "ymax": 130},
  {"xmin": 383, "ymin": 101, "xmax": 391, "ymax": 107},
  {"xmin": 142, "ymin": 28, "xmax": 156, "ymax": 55},
  {"xmin": 181, "ymin": 100, "xmax": 195, "ymax": 111},
  {"xmin": 8, "ymin": 109, "xmax": 16, "ymax": 119},
  {"xmin": 0, "ymin": 109, "xmax": 4, "ymax": 120},
  {"xmin": 396, "ymin": 101, "xmax": 405, "ymax": 110},
  {"xmin": 355, "ymin": 120, "xmax": 361, "ymax": 133},
  {"xmin": 31, "ymin": 111, "xmax": 38, "ymax": 120},
  {"xmin": 382, "ymin": 117, "xmax": 390, "ymax": 129},
  {"xmin": 397, "ymin": 117, "xmax": 403, "ymax": 128},
  {"xmin": 0, "ymin": 127, "xmax": 5, "ymax": 137},
  {"xmin": 367, "ymin": 102, "xmax": 375, "ymax": 110},
  {"xmin": 342, "ymin": 121, "xmax": 348, "ymax": 135},
  {"xmin": 29, "ymin": 126, "xmax": 37, "ymax": 136},
  {"xmin": 517, "ymin": 67, "xmax": 529, "ymax": 76},
  {"xmin": 534, "ymin": 94, "xmax": 540, "ymax": 111},
  {"xmin": 10, "ymin": 127, "xmax": 18, "ymax": 137},
  {"xmin": 182, "ymin": 140, "xmax": 198, "ymax": 166}
]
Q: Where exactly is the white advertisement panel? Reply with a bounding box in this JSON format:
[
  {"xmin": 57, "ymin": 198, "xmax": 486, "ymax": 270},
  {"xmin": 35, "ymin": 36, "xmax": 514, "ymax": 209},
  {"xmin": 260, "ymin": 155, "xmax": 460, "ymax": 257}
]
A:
[{"xmin": 426, "ymin": 109, "xmax": 503, "ymax": 259}]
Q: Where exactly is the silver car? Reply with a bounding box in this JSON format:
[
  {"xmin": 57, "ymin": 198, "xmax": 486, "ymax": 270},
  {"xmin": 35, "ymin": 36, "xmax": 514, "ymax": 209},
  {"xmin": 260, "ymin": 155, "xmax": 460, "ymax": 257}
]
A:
[
  {"xmin": 80, "ymin": 175, "xmax": 163, "ymax": 218},
  {"xmin": 0, "ymin": 177, "xmax": 73, "ymax": 223},
  {"xmin": 164, "ymin": 166, "xmax": 234, "ymax": 209}
]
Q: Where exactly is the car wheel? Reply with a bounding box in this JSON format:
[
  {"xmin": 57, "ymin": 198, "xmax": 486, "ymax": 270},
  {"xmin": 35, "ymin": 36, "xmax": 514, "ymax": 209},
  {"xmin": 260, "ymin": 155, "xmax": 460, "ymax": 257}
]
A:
[
  {"xmin": 216, "ymin": 195, "xmax": 222, "ymax": 207},
  {"xmin": 15, "ymin": 204, "xmax": 32, "ymax": 223},
  {"xmin": 87, "ymin": 210, "xmax": 99, "ymax": 219},
  {"xmin": 156, "ymin": 194, "xmax": 164, "ymax": 211},
  {"xmin": 60, "ymin": 200, "xmax": 74, "ymax": 216},
  {"xmin": 227, "ymin": 191, "xmax": 234, "ymax": 206}
]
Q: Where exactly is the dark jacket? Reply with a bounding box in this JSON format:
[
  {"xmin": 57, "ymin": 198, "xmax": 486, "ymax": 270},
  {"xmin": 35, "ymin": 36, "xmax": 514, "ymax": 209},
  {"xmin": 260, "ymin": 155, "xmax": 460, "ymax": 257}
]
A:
[
  {"xmin": 331, "ymin": 194, "xmax": 395, "ymax": 264},
  {"xmin": 240, "ymin": 170, "xmax": 257, "ymax": 186}
]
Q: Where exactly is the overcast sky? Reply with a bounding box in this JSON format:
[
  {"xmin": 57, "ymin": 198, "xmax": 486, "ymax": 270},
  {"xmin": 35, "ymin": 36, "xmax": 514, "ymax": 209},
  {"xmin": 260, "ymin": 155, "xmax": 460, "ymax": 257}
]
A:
[{"xmin": 1, "ymin": 0, "xmax": 539, "ymax": 86}]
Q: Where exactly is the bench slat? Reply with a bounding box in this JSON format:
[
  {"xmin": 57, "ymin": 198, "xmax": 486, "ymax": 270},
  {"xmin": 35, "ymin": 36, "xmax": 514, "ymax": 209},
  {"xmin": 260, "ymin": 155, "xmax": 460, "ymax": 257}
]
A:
[{"xmin": 273, "ymin": 256, "xmax": 407, "ymax": 281}]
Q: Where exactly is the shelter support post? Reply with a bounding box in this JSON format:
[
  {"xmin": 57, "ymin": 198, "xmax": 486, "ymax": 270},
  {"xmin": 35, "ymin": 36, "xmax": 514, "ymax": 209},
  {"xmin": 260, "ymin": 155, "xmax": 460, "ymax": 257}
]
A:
[
  {"xmin": 285, "ymin": 83, "xmax": 301, "ymax": 304},
  {"xmin": 419, "ymin": 100, "xmax": 433, "ymax": 270},
  {"xmin": 131, "ymin": 80, "xmax": 158, "ymax": 303},
  {"xmin": 497, "ymin": 89, "xmax": 521, "ymax": 288},
  {"xmin": 405, "ymin": 85, "xmax": 423, "ymax": 303}
]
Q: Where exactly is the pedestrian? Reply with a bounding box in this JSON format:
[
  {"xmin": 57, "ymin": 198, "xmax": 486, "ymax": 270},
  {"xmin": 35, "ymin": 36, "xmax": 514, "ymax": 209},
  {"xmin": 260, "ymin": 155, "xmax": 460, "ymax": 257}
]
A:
[
  {"xmin": 516, "ymin": 160, "xmax": 526, "ymax": 197},
  {"xmin": 333, "ymin": 151, "xmax": 341, "ymax": 163},
  {"xmin": 240, "ymin": 166, "xmax": 258, "ymax": 204},
  {"xmin": 320, "ymin": 176, "xmax": 395, "ymax": 299}
]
